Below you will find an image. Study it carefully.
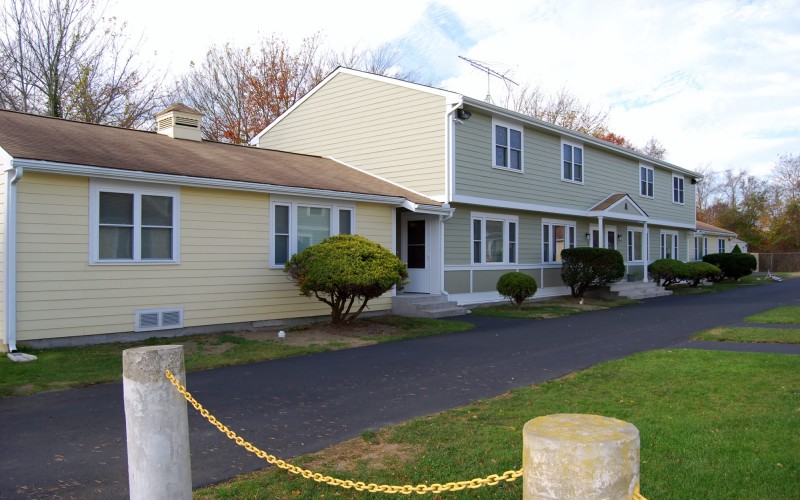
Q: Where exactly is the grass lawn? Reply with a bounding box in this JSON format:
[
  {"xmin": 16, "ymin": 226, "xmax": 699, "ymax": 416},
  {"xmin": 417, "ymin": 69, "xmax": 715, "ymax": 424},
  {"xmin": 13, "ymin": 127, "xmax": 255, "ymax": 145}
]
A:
[
  {"xmin": 745, "ymin": 306, "xmax": 800, "ymax": 325},
  {"xmin": 470, "ymin": 297, "xmax": 638, "ymax": 319},
  {"xmin": 194, "ymin": 349, "xmax": 800, "ymax": 499},
  {"xmin": 0, "ymin": 316, "xmax": 473, "ymax": 398},
  {"xmin": 694, "ymin": 326, "xmax": 800, "ymax": 344}
]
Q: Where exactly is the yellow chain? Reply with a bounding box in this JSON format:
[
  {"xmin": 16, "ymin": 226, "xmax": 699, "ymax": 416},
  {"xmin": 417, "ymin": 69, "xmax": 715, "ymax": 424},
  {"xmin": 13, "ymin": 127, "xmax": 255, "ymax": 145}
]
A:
[
  {"xmin": 165, "ymin": 370, "xmax": 647, "ymax": 498},
  {"xmin": 165, "ymin": 370, "xmax": 522, "ymax": 494}
]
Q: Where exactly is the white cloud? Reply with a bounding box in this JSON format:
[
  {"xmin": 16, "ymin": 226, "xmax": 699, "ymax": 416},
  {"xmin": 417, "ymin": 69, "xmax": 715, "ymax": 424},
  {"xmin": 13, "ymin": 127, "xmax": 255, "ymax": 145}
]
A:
[{"xmin": 110, "ymin": 0, "xmax": 800, "ymax": 178}]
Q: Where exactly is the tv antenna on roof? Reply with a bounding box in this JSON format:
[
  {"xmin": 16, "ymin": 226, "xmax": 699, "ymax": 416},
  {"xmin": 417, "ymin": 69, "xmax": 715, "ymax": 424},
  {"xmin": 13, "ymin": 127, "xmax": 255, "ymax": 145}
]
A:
[{"xmin": 458, "ymin": 55, "xmax": 518, "ymax": 104}]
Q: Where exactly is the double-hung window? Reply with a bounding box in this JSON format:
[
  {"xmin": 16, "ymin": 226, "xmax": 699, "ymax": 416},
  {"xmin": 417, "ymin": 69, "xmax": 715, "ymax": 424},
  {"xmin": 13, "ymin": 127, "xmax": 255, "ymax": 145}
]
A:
[
  {"xmin": 718, "ymin": 239, "xmax": 726, "ymax": 253},
  {"xmin": 672, "ymin": 175, "xmax": 685, "ymax": 204},
  {"xmin": 272, "ymin": 200, "xmax": 353, "ymax": 266},
  {"xmin": 562, "ymin": 141, "xmax": 583, "ymax": 183},
  {"xmin": 542, "ymin": 221, "xmax": 576, "ymax": 263},
  {"xmin": 640, "ymin": 166, "xmax": 654, "ymax": 198},
  {"xmin": 493, "ymin": 121, "xmax": 523, "ymax": 171},
  {"xmin": 472, "ymin": 213, "xmax": 518, "ymax": 264},
  {"xmin": 90, "ymin": 181, "xmax": 180, "ymax": 264},
  {"xmin": 627, "ymin": 229, "xmax": 643, "ymax": 261},
  {"xmin": 660, "ymin": 232, "xmax": 679, "ymax": 259}
]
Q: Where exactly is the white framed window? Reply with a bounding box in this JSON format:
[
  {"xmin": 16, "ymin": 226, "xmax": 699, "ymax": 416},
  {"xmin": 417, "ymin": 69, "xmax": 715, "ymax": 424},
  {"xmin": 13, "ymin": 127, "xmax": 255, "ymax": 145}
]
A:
[
  {"xmin": 272, "ymin": 199, "xmax": 354, "ymax": 266},
  {"xmin": 672, "ymin": 175, "xmax": 685, "ymax": 204},
  {"xmin": 718, "ymin": 239, "xmax": 726, "ymax": 253},
  {"xmin": 561, "ymin": 141, "xmax": 584, "ymax": 183},
  {"xmin": 640, "ymin": 165, "xmax": 654, "ymax": 198},
  {"xmin": 660, "ymin": 231, "xmax": 679, "ymax": 259},
  {"xmin": 89, "ymin": 180, "xmax": 180, "ymax": 264},
  {"xmin": 543, "ymin": 220, "xmax": 576, "ymax": 263},
  {"xmin": 627, "ymin": 229, "xmax": 643, "ymax": 262},
  {"xmin": 493, "ymin": 120, "xmax": 523, "ymax": 171},
  {"xmin": 471, "ymin": 212, "xmax": 518, "ymax": 264}
]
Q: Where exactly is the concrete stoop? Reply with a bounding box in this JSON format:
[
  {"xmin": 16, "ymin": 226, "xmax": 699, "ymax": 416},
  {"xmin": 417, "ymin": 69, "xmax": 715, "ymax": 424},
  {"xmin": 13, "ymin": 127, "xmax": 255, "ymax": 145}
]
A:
[
  {"xmin": 587, "ymin": 281, "xmax": 672, "ymax": 300},
  {"xmin": 392, "ymin": 294, "xmax": 468, "ymax": 318}
]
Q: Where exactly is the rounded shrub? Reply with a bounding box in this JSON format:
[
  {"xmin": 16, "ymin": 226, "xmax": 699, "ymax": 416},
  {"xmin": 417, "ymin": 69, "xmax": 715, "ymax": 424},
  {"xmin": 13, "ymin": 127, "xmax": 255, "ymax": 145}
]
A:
[
  {"xmin": 685, "ymin": 261, "xmax": 722, "ymax": 287},
  {"xmin": 284, "ymin": 234, "xmax": 408, "ymax": 324},
  {"xmin": 496, "ymin": 272, "xmax": 538, "ymax": 309},
  {"xmin": 648, "ymin": 258, "xmax": 689, "ymax": 287},
  {"xmin": 560, "ymin": 247, "xmax": 625, "ymax": 297}
]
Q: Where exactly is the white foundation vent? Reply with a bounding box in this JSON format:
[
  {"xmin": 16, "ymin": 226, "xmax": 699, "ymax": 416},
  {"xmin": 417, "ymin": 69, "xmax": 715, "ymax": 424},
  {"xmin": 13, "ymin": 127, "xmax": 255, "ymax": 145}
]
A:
[{"xmin": 135, "ymin": 307, "xmax": 184, "ymax": 332}]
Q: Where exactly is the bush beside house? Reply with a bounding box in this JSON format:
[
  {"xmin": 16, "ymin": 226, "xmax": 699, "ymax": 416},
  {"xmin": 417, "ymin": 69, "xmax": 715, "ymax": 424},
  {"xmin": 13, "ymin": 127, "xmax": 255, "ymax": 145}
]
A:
[
  {"xmin": 496, "ymin": 272, "xmax": 538, "ymax": 309},
  {"xmin": 560, "ymin": 248, "xmax": 625, "ymax": 298},
  {"xmin": 285, "ymin": 235, "xmax": 408, "ymax": 324},
  {"xmin": 703, "ymin": 252, "xmax": 757, "ymax": 280}
]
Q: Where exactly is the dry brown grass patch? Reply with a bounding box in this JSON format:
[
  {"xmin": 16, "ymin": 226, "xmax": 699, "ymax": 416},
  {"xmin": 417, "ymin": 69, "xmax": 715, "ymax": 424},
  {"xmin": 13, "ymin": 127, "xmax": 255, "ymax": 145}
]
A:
[{"xmin": 303, "ymin": 433, "xmax": 422, "ymax": 474}]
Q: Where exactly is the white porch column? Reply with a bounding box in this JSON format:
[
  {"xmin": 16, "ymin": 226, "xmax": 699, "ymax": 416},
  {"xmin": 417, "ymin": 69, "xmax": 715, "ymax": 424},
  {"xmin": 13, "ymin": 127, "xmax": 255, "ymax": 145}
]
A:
[
  {"xmin": 642, "ymin": 222, "xmax": 649, "ymax": 282},
  {"xmin": 597, "ymin": 217, "xmax": 605, "ymax": 249}
]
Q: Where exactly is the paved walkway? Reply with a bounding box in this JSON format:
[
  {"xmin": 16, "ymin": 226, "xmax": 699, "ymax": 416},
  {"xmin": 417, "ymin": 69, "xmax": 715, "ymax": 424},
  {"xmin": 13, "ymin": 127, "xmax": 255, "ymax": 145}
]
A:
[{"xmin": 1, "ymin": 278, "xmax": 799, "ymax": 498}]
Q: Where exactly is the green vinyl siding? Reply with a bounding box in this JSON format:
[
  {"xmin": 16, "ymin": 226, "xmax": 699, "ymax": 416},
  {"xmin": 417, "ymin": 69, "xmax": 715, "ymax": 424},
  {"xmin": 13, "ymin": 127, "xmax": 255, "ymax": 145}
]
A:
[
  {"xmin": 454, "ymin": 111, "xmax": 696, "ymax": 228},
  {"xmin": 444, "ymin": 203, "xmax": 539, "ymax": 266},
  {"xmin": 444, "ymin": 271, "xmax": 470, "ymax": 294},
  {"xmin": 473, "ymin": 269, "xmax": 507, "ymax": 292}
]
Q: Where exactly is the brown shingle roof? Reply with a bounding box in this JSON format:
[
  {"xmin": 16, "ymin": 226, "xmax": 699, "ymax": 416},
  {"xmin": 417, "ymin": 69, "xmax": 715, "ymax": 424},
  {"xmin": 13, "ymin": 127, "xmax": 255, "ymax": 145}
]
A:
[
  {"xmin": 696, "ymin": 221, "xmax": 737, "ymax": 235},
  {"xmin": 0, "ymin": 110, "xmax": 440, "ymax": 206}
]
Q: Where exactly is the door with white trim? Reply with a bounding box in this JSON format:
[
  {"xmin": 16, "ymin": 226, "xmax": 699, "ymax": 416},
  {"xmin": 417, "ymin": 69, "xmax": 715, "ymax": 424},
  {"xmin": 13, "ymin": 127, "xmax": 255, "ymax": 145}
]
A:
[{"xmin": 401, "ymin": 214, "xmax": 433, "ymax": 293}]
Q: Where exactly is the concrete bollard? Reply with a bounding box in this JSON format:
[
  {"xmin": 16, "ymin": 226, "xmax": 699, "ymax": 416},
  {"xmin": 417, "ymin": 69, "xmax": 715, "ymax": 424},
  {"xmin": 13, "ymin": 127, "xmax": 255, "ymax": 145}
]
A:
[
  {"xmin": 522, "ymin": 414, "xmax": 640, "ymax": 499},
  {"xmin": 123, "ymin": 345, "xmax": 192, "ymax": 500}
]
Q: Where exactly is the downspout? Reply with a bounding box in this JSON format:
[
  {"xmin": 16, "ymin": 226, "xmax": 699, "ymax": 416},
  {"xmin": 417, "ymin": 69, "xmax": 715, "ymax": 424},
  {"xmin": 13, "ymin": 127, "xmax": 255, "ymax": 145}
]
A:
[
  {"xmin": 440, "ymin": 102, "xmax": 460, "ymax": 296},
  {"xmin": 4, "ymin": 165, "xmax": 22, "ymax": 352}
]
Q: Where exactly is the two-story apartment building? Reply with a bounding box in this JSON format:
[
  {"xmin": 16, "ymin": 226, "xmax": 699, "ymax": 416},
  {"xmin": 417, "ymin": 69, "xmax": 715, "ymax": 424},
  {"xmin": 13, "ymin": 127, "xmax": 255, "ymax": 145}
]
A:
[{"xmin": 254, "ymin": 68, "xmax": 701, "ymax": 304}]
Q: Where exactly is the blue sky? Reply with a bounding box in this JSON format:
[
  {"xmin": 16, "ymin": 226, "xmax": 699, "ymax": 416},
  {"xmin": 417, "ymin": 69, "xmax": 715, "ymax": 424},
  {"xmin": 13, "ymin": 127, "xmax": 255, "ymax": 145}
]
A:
[{"xmin": 115, "ymin": 0, "xmax": 799, "ymax": 178}]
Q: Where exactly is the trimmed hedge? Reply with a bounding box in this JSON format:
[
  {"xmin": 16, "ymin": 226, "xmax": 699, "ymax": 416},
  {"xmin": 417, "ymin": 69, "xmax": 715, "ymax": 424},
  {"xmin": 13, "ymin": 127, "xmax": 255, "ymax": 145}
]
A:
[
  {"xmin": 648, "ymin": 258, "xmax": 689, "ymax": 287},
  {"xmin": 560, "ymin": 247, "xmax": 625, "ymax": 297},
  {"xmin": 703, "ymin": 252, "xmax": 757, "ymax": 280},
  {"xmin": 496, "ymin": 272, "xmax": 538, "ymax": 309},
  {"xmin": 685, "ymin": 261, "xmax": 723, "ymax": 287}
]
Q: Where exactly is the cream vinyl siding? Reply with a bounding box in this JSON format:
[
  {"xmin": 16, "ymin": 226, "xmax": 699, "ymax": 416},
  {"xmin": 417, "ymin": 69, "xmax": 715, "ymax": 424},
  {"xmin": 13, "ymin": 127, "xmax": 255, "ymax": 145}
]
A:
[
  {"xmin": 454, "ymin": 112, "xmax": 696, "ymax": 227},
  {"xmin": 260, "ymin": 72, "xmax": 447, "ymax": 197},
  {"xmin": 14, "ymin": 173, "xmax": 394, "ymax": 342}
]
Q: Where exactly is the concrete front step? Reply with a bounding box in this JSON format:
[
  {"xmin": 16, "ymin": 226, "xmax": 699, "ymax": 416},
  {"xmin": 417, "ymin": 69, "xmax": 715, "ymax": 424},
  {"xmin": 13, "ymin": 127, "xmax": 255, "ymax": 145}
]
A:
[
  {"xmin": 417, "ymin": 307, "xmax": 469, "ymax": 319},
  {"xmin": 392, "ymin": 294, "xmax": 468, "ymax": 318},
  {"xmin": 588, "ymin": 281, "xmax": 672, "ymax": 300}
]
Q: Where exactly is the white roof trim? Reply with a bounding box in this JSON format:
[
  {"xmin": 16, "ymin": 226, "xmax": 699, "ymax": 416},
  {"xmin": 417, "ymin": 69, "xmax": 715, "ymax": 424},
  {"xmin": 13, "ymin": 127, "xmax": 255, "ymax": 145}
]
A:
[
  {"xmin": 588, "ymin": 193, "xmax": 649, "ymax": 218},
  {"xmin": 250, "ymin": 66, "xmax": 462, "ymax": 145},
  {"xmin": 13, "ymin": 158, "xmax": 415, "ymax": 206}
]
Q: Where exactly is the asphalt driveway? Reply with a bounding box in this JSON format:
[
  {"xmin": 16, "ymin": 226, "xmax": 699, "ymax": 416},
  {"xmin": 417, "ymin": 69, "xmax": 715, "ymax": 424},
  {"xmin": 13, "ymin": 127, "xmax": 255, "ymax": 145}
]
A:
[{"xmin": 2, "ymin": 278, "xmax": 799, "ymax": 498}]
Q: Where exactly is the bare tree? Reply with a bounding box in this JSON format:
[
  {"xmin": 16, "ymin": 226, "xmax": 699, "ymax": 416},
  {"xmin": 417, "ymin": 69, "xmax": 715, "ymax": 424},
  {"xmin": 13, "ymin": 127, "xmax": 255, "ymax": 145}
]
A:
[
  {"xmin": 176, "ymin": 33, "xmax": 427, "ymax": 144},
  {"xmin": 640, "ymin": 137, "xmax": 666, "ymax": 160},
  {"xmin": 324, "ymin": 42, "xmax": 425, "ymax": 84},
  {"xmin": 500, "ymin": 83, "xmax": 610, "ymax": 137},
  {"xmin": 0, "ymin": 0, "xmax": 163, "ymax": 127},
  {"xmin": 771, "ymin": 153, "xmax": 800, "ymax": 202},
  {"xmin": 694, "ymin": 163, "xmax": 722, "ymax": 217}
]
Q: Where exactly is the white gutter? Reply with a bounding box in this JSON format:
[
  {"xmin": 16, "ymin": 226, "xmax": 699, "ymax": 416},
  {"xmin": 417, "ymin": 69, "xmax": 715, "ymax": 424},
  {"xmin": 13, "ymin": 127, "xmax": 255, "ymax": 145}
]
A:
[
  {"xmin": 14, "ymin": 159, "xmax": 417, "ymax": 207},
  {"xmin": 444, "ymin": 102, "xmax": 462, "ymax": 203},
  {"xmin": 4, "ymin": 164, "xmax": 22, "ymax": 352}
]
